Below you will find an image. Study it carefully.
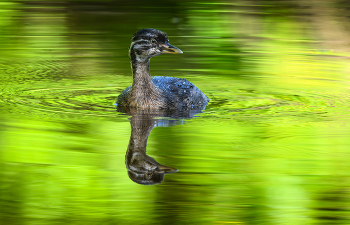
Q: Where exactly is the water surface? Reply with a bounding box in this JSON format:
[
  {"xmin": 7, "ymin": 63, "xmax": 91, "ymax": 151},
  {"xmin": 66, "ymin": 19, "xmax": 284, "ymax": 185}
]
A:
[{"xmin": 1, "ymin": 1, "xmax": 350, "ymax": 224}]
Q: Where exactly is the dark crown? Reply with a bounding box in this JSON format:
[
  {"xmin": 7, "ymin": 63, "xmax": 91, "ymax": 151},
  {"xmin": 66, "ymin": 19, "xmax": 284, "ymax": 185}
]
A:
[{"xmin": 132, "ymin": 28, "xmax": 169, "ymax": 43}]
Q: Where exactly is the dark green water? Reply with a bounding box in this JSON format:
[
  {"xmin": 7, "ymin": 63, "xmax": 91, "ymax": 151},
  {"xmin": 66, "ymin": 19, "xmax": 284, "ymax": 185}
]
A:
[{"xmin": 1, "ymin": 1, "xmax": 350, "ymax": 224}]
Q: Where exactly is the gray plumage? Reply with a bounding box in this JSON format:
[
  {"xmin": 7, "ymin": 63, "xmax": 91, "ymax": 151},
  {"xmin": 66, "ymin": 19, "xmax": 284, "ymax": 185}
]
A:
[{"xmin": 117, "ymin": 29, "xmax": 209, "ymax": 111}]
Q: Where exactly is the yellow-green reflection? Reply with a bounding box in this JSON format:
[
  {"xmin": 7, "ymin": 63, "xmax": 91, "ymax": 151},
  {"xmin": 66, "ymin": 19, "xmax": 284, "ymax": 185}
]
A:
[{"xmin": 1, "ymin": 1, "xmax": 350, "ymax": 224}]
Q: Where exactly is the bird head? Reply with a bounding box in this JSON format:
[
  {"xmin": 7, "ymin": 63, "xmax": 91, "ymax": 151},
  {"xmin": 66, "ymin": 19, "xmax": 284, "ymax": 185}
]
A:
[
  {"xmin": 129, "ymin": 28, "xmax": 183, "ymax": 63},
  {"xmin": 126, "ymin": 152, "xmax": 178, "ymax": 185}
]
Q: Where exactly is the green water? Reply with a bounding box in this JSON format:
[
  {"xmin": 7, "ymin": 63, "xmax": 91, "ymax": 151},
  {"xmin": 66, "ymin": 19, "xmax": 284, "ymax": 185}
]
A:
[{"xmin": 1, "ymin": 1, "xmax": 350, "ymax": 224}]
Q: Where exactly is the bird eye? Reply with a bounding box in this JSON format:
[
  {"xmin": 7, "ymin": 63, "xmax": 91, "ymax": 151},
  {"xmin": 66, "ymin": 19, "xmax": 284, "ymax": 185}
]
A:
[
  {"xmin": 150, "ymin": 39, "xmax": 157, "ymax": 44},
  {"xmin": 145, "ymin": 172, "xmax": 152, "ymax": 180}
]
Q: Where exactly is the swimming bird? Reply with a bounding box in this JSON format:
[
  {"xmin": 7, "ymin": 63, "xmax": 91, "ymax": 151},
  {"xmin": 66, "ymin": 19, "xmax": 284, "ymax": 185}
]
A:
[{"xmin": 117, "ymin": 28, "xmax": 209, "ymax": 110}]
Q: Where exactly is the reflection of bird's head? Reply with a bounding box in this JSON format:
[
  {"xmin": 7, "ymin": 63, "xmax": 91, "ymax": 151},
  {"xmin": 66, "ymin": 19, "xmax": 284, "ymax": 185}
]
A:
[
  {"xmin": 129, "ymin": 28, "xmax": 183, "ymax": 63},
  {"xmin": 126, "ymin": 152, "xmax": 178, "ymax": 185}
]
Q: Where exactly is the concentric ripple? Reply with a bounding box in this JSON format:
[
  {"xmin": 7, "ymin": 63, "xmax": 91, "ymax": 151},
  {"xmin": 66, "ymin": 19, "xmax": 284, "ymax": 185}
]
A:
[
  {"xmin": 2, "ymin": 86, "xmax": 121, "ymax": 117},
  {"xmin": 203, "ymin": 87, "xmax": 350, "ymax": 125},
  {"xmin": 2, "ymin": 81, "xmax": 350, "ymax": 124}
]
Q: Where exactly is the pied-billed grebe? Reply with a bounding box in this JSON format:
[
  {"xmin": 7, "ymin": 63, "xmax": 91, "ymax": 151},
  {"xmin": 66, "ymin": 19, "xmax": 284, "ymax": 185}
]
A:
[{"xmin": 117, "ymin": 28, "xmax": 209, "ymax": 110}]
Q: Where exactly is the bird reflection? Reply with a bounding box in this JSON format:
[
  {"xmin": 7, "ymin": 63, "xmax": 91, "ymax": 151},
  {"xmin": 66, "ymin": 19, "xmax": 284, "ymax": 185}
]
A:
[
  {"xmin": 121, "ymin": 108, "xmax": 206, "ymax": 185},
  {"xmin": 125, "ymin": 113, "xmax": 178, "ymax": 185}
]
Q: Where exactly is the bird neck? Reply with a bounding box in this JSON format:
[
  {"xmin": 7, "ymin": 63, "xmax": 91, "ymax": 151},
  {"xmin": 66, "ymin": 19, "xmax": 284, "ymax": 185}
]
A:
[
  {"xmin": 127, "ymin": 115, "xmax": 154, "ymax": 154},
  {"xmin": 125, "ymin": 115, "xmax": 154, "ymax": 168},
  {"xmin": 128, "ymin": 51, "xmax": 163, "ymax": 108},
  {"xmin": 131, "ymin": 60, "xmax": 154, "ymax": 89}
]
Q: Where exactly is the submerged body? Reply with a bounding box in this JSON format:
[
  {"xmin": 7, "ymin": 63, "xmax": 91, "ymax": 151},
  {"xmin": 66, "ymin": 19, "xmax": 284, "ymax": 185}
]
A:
[
  {"xmin": 117, "ymin": 28, "xmax": 209, "ymax": 110},
  {"xmin": 118, "ymin": 76, "xmax": 208, "ymax": 109}
]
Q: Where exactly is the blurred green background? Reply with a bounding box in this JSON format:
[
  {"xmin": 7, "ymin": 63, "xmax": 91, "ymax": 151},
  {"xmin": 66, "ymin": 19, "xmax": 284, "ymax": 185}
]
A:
[{"xmin": 1, "ymin": 0, "xmax": 350, "ymax": 224}]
